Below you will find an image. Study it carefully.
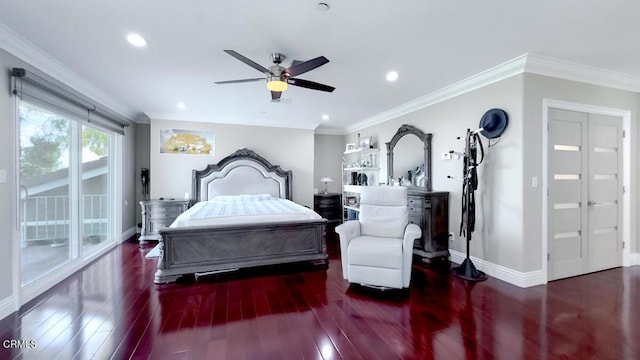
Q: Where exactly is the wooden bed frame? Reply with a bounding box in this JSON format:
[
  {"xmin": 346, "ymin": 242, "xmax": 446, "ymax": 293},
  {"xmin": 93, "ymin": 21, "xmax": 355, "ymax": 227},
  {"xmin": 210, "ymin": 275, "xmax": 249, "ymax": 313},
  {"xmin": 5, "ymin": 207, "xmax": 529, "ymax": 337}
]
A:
[{"xmin": 154, "ymin": 148, "xmax": 327, "ymax": 284}]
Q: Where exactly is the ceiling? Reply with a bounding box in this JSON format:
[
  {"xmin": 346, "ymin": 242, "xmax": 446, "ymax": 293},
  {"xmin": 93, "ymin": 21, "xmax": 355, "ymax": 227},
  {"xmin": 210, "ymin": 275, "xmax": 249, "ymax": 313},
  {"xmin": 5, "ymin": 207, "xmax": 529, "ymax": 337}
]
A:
[{"xmin": 0, "ymin": 1, "xmax": 639, "ymax": 134}]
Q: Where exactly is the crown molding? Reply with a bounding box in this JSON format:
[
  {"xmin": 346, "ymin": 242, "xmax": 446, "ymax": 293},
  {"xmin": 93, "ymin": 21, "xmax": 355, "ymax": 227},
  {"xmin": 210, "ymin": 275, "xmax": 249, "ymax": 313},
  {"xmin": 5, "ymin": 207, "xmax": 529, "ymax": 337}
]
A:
[
  {"xmin": 314, "ymin": 125, "xmax": 347, "ymax": 135},
  {"xmin": 342, "ymin": 54, "xmax": 529, "ymax": 135},
  {"xmin": 0, "ymin": 22, "xmax": 138, "ymax": 121},
  {"xmin": 524, "ymin": 53, "xmax": 640, "ymax": 93},
  {"xmin": 337, "ymin": 53, "xmax": 640, "ymax": 135}
]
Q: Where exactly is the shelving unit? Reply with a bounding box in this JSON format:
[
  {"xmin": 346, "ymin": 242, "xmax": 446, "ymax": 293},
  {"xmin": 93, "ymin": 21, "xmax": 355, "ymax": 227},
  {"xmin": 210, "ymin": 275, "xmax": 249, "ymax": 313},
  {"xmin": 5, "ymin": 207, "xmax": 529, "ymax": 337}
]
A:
[{"xmin": 341, "ymin": 147, "xmax": 380, "ymax": 221}]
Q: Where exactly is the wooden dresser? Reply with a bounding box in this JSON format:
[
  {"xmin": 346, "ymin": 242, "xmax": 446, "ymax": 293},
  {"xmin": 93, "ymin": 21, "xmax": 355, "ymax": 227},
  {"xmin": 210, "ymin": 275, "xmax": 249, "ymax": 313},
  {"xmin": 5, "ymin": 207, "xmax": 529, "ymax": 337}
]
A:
[
  {"xmin": 139, "ymin": 199, "xmax": 190, "ymax": 245},
  {"xmin": 313, "ymin": 193, "xmax": 342, "ymax": 239},
  {"xmin": 407, "ymin": 189, "xmax": 450, "ymax": 260}
]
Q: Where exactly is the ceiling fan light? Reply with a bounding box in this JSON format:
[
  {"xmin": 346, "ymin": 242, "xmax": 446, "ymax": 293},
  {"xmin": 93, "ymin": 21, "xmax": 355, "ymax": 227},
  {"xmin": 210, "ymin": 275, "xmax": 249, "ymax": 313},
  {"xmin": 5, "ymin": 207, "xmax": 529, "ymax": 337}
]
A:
[{"xmin": 267, "ymin": 78, "xmax": 288, "ymax": 92}]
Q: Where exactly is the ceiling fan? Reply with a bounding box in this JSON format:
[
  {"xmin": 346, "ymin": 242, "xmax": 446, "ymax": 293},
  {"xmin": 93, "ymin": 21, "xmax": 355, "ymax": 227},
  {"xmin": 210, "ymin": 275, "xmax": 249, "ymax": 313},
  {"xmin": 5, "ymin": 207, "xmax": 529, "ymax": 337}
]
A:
[{"xmin": 215, "ymin": 50, "xmax": 335, "ymax": 101}]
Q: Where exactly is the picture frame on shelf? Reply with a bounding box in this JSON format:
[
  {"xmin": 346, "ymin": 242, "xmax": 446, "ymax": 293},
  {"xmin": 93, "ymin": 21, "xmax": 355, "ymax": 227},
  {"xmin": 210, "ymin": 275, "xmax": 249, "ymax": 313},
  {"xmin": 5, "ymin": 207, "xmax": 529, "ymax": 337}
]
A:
[
  {"xmin": 345, "ymin": 143, "xmax": 357, "ymax": 152},
  {"xmin": 346, "ymin": 196, "xmax": 358, "ymax": 206},
  {"xmin": 358, "ymin": 136, "xmax": 372, "ymax": 149}
]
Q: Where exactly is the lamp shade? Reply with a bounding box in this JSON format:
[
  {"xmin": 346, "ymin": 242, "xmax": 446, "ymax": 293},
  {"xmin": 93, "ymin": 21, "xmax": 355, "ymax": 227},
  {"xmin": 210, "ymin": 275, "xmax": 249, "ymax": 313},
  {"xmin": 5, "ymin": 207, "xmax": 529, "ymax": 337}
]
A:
[
  {"xmin": 267, "ymin": 76, "xmax": 288, "ymax": 92},
  {"xmin": 320, "ymin": 177, "xmax": 333, "ymax": 183}
]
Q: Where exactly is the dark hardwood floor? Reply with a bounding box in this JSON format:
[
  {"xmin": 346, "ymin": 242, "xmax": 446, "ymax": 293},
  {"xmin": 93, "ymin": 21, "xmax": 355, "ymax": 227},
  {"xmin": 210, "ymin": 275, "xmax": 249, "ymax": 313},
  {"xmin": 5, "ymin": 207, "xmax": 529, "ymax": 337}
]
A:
[{"xmin": 1, "ymin": 235, "xmax": 639, "ymax": 360}]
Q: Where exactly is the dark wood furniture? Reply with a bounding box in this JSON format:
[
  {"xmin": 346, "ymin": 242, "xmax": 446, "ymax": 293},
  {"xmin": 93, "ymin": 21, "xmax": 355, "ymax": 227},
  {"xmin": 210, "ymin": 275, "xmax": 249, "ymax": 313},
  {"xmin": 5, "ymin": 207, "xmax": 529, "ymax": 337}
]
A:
[
  {"xmin": 314, "ymin": 193, "xmax": 342, "ymax": 238},
  {"xmin": 385, "ymin": 124, "xmax": 449, "ymax": 260},
  {"xmin": 155, "ymin": 148, "xmax": 327, "ymax": 284},
  {"xmin": 408, "ymin": 189, "xmax": 449, "ymax": 259},
  {"xmin": 139, "ymin": 199, "xmax": 189, "ymax": 245}
]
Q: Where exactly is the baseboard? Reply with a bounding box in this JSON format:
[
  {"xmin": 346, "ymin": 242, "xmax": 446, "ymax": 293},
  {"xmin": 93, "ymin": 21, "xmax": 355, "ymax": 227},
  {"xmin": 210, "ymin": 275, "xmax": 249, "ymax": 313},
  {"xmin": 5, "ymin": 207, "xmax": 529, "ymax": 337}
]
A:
[
  {"xmin": 121, "ymin": 226, "xmax": 137, "ymax": 243},
  {"xmin": 629, "ymin": 252, "xmax": 640, "ymax": 266},
  {"xmin": 450, "ymin": 250, "xmax": 546, "ymax": 288},
  {"xmin": 0, "ymin": 295, "xmax": 17, "ymax": 322}
]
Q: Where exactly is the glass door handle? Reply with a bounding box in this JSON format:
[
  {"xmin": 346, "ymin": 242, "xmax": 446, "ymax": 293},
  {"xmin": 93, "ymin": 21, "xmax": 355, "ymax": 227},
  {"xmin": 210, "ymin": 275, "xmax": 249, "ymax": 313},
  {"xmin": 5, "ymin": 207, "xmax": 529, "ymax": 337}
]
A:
[{"xmin": 587, "ymin": 200, "xmax": 617, "ymax": 206}]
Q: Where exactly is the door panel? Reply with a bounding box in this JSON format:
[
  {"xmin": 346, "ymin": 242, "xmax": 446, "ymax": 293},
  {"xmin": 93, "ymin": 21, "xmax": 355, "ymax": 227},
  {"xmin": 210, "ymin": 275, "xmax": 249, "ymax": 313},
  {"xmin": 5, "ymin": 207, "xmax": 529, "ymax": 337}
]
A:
[
  {"xmin": 551, "ymin": 151, "xmax": 581, "ymax": 174},
  {"xmin": 548, "ymin": 109, "xmax": 588, "ymax": 280},
  {"xmin": 551, "ymin": 178, "xmax": 581, "ymax": 204},
  {"xmin": 548, "ymin": 108, "xmax": 622, "ymax": 281},
  {"xmin": 550, "ymin": 120, "xmax": 582, "ymax": 145},
  {"xmin": 19, "ymin": 103, "xmax": 73, "ymax": 284},
  {"xmin": 591, "ymin": 205, "xmax": 617, "ymax": 228},
  {"xmin": 552, "ymin": 206, "xmax": 580, "ymax": 232},
  {"xmin": 587, "ymin": 114, "xmax": 622, "ymax": 272},
  {"xmin": 590, "ymin": 179, "xmax": 617, "ymax": 201},
  {"xmin": 554, "ymin": 235, "xmax": 582, "ymax": 261}
]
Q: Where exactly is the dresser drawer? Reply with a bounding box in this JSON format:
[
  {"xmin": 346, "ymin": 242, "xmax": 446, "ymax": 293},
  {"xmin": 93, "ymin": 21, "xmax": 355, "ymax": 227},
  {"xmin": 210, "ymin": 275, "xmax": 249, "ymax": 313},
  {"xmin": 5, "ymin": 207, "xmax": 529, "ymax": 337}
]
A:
[
  {"xmin": 314, "ymin": 194, "xmax": 342, "ymax": 222},
  {"xmin": 408, "ymin": 214, "xmax": 423, "ymax": 226},
  {"xmin": 408, "ymin": 196, "xmax": 423, "ymax": 212},
  {"xmin": 148, "ymin": 219, "xmax": 174, "ymax": 233},
  {"xmin": 150, "ymin": 206, "xmax": 184, "ymax": 218},
  {"xmin": 316, "ymin": 198, "xmax": 337, "ymax": 207}
]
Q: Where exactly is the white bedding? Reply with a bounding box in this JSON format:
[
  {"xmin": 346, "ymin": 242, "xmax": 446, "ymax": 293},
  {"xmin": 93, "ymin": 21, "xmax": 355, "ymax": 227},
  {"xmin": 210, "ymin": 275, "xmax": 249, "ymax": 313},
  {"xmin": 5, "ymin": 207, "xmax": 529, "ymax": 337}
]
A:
[{"xmin": 170, "ymin": 194, "xmax": 321, "ymax": 228}]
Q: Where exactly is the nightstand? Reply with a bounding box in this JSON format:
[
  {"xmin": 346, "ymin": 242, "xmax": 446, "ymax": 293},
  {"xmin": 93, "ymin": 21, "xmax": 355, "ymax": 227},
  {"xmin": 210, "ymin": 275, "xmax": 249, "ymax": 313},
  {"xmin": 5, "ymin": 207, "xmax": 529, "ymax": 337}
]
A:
[
  {"xmin": 313, "ymin": 193, "xmax": 342, "ymax": 240},
  {"xmin": 139, "ymin": 199, "xmax": 190, "ymax": 245}
]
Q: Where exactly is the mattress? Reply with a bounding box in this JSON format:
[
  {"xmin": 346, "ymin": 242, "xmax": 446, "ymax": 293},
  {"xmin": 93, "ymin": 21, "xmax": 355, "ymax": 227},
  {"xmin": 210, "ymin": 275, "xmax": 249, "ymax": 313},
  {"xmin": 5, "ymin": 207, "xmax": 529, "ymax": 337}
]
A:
[{"xmin": 170, "ymin": 194, "xmax": 322, "ymax": 228}]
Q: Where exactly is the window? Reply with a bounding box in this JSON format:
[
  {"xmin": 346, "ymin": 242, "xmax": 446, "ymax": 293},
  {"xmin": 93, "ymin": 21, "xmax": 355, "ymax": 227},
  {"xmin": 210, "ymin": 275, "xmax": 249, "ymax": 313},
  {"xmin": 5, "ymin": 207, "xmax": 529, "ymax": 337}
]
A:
[
  {"xmin": 12, "ymin": 67, "xmax": 126, "ymax": 293},
  {"xmin": 18, "ymin": 101, "xmax": 115, "ymax": 284}
]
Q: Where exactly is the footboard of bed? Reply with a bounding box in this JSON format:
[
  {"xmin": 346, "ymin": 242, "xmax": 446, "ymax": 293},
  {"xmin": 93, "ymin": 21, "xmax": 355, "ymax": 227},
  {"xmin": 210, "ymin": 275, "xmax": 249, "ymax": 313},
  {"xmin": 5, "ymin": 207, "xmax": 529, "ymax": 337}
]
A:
[{"xmin": 154, "ymin": 219, "xmax": 327, "ymax": 283}]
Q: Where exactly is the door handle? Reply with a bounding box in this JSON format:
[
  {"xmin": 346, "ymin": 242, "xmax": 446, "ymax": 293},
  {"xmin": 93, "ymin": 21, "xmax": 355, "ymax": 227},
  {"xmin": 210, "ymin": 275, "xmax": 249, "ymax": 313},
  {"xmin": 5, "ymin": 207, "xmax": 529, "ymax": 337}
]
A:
[{"xmin": 587, "ymin": 200, "xmax": 617, "ymax": 206}]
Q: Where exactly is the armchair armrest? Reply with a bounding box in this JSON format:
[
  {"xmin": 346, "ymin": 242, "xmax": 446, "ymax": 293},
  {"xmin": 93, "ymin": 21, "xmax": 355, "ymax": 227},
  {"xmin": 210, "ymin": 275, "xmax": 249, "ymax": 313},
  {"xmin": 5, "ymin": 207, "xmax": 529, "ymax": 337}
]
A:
[
  {"xmin": 402, "ymin": 223, "xmax": 422, "ymax": 287},
  {"xmin": 336, "ymin": 220, "xmax": 361, "ymax": 243},
  {"xmin": 403, "ymin": 223, "xmax": 421, "ymax": 247},
  {"xmin": 335, "ymin": 220, "xmax": 361, "ymax": 280}
]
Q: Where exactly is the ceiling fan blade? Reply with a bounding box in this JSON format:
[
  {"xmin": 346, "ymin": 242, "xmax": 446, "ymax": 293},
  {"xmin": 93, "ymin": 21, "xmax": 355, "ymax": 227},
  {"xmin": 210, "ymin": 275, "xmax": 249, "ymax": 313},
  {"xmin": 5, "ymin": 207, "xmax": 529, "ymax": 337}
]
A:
[
  {"xmin": 223, "ymin": 50, "xmax": 273, "ymax": 75},
  {"xmin": 287, "ymin": 78, "xmax": 335, "ymax": 92},
  {"xmin": 214, "ymin": 78, "xmax": 264, "ymax": 84},
  {"xmin": 271, "ymin": 91, "xmax": 282, "ymax": 101},
  {"xmin": 286, "ymin": 56, "xmax": 329, "ymax": 77}
]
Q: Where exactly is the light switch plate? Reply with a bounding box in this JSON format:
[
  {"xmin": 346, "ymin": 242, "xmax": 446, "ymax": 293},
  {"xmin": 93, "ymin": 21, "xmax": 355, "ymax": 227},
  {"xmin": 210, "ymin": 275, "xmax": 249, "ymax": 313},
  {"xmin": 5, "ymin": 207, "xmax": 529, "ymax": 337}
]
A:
[{"xmin": 0, "ymin": 169, "xmax": 6, "ymax": 183}]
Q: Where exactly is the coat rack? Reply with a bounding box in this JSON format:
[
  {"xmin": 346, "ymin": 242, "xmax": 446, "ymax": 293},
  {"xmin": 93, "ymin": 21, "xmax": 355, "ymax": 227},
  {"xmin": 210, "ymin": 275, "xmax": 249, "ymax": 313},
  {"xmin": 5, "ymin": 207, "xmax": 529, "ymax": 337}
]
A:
[
  {"xmin": 449, "ymin": 109, "xmax": 508, "ymax": 282},
  {"xmin": 452, "ymin": 128, "xmax": 487, "ymax": 281}
]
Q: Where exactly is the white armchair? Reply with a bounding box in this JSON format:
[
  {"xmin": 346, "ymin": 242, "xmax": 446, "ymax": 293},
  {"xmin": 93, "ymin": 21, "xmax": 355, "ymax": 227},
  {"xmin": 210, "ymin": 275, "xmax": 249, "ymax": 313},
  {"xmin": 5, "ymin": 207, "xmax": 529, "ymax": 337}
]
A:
[{"xmin": 336, "ymin": 186, "xmax": 421, "ymax": 289}]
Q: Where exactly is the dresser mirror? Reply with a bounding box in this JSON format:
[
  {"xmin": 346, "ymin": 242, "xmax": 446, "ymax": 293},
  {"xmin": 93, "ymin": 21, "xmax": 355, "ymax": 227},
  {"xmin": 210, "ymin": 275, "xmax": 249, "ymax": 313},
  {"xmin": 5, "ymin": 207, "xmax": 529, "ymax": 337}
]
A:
[{"xmin": 385, "ymin": 124, "xmax": 432, "ymax": 191}]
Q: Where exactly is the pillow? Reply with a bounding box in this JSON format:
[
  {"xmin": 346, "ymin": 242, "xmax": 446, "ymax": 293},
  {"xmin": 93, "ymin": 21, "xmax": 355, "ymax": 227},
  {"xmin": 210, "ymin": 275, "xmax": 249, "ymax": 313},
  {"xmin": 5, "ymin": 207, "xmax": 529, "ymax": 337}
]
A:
[{"xmin": 210, "ymin": 194, "xmax": 273, "ymax": 203}]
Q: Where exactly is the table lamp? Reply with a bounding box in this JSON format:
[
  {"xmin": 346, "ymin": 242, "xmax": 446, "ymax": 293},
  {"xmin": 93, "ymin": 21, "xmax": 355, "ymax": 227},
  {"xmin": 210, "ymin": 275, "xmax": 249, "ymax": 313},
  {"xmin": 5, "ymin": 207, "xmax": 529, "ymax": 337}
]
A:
[{"xmin": 320, "ymin": 177, "xmax": 333, "ymax": 194}]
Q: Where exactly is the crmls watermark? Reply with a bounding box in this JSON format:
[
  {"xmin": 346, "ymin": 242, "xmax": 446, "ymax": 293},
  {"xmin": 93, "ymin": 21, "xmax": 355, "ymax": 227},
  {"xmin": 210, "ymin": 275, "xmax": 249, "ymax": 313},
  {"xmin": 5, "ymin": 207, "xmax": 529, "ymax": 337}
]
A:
[{"xmin": 2, "ymin": 339, "xmax": 37, "ymax": 349}]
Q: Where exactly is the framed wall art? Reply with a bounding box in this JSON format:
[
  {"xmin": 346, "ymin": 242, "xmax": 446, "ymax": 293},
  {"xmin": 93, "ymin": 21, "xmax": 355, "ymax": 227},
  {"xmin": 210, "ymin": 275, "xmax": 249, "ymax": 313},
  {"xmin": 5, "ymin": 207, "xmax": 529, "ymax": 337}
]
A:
[{"xmin": 160, "ymin": 129, "xmax": 215, "ymax": 155}]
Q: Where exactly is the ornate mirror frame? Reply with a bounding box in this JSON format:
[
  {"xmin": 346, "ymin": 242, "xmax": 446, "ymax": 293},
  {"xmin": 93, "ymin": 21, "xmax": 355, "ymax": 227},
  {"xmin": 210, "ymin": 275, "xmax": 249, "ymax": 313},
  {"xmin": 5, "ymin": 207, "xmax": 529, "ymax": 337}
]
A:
[{"xmin": 385, "ymin": 124, "xmax": 433, "ymax": 191}]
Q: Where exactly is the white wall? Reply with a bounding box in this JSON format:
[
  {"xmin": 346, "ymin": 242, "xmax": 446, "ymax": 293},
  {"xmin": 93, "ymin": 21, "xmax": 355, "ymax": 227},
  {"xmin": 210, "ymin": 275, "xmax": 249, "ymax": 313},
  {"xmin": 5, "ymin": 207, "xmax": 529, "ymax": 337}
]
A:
[
  {"xmin": 122, "ymin": 124, "xmax": 137, "ymax": 233},
  {"xmin": 134, "ymin": 123, "xmax": 150, "ymax": 225},
  {"xmin": 346, "ymin": 75, "xmax": 526, "ymax": 271},
  {"xmin": 313, "ymin": 134, "xmax": 343, "ymax": 194},
  {"xmin": 150, "ymin": 119, "xmax": 316, "ymax": 207}
]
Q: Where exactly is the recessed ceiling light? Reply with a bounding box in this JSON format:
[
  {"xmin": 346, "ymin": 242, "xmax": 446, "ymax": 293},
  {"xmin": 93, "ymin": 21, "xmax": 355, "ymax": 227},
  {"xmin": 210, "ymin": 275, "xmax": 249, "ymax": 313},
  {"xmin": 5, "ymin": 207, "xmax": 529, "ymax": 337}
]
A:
[
  {"xmin": 176, "ymin": 102, "xmax": 187, "ymax": 109},
  {"xmin": 126, "ymin": 33, "xmax": 147, "ymax": 47},
  {"xmin": 386, "ymin": 71, "xmax": 399, "ymax": 82},
  {"xmin": 321, "ymin": 114, "xmax": 330, "ymax": 121}
]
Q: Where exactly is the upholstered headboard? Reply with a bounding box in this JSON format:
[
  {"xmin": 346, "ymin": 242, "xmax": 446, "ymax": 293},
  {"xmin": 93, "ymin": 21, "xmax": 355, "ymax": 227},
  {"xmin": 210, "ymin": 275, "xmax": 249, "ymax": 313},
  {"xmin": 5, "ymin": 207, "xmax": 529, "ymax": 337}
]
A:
[{"xmin": 192, "ymin": 148, "xmax": 293, "ymax": 202}]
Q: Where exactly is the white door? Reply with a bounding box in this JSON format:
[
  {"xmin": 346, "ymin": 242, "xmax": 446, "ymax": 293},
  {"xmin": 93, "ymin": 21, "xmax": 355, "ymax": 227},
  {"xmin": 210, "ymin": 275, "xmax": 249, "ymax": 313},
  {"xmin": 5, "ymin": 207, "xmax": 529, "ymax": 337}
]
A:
[{"xmin": 548, "ymin": 108, "xmax": 623, "ymax": 281}]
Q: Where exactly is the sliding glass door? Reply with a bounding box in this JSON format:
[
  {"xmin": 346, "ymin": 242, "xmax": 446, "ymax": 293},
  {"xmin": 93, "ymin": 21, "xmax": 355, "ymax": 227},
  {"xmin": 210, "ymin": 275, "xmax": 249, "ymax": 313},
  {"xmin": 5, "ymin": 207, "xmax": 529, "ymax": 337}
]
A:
[
  {"xmin": 19, "ymin": 101, "xmax": 114, "ymax": 285},
  {"xmin": 19, "ymin": 103, "xmax": 73, "ymax": 284},
  {"xmin": 81, "ymin": 125, "xmax": 111, "ymax": 253}
]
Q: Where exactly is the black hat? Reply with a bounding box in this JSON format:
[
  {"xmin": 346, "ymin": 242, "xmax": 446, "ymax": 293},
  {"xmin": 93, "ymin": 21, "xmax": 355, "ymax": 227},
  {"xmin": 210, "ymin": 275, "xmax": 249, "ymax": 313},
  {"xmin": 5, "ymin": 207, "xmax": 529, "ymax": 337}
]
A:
[{"xmin": 479, "ymin": 108, "xmax": 508, "ymax": 139}]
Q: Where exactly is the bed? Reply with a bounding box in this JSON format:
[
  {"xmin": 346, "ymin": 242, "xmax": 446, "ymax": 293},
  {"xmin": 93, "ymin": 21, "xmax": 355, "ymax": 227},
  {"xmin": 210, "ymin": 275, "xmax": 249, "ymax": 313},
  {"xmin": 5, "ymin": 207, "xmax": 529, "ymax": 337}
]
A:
[{"xmin": 154, "ymin": 148, "xmax": 327, "ymax": 284}]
